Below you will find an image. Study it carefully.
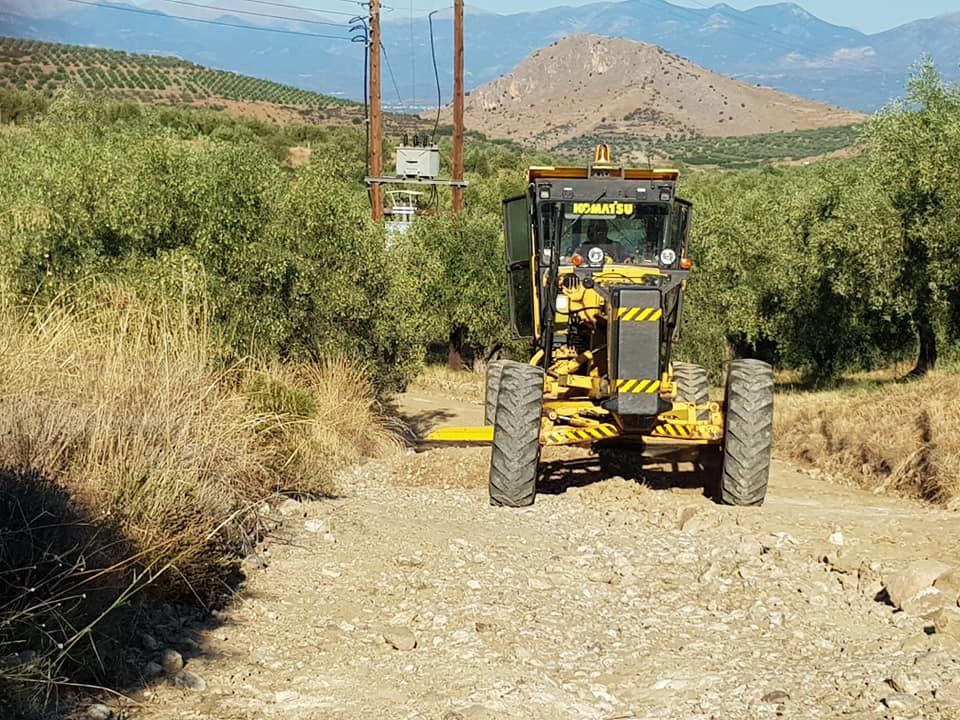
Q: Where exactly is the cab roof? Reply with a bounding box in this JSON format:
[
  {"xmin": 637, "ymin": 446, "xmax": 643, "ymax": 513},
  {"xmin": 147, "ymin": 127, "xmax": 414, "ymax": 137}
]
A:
[
  {"xmin": 527, "ymin": 166, "xmax": 680, "ymax": 182},
  {"xmin": 528, "ymin": 143, "xmax": 678, "ymax": 183}
]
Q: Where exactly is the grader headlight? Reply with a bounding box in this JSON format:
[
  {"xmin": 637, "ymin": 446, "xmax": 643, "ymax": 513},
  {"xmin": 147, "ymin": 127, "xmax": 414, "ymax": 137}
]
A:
[{"xmin": 659, "ymin": 248, "xmax": 677, "ymax": 266}]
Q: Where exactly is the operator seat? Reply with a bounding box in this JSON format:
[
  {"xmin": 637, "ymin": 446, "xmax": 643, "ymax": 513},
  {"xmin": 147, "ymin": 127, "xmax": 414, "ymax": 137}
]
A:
[{"xmin": 574, "ymin": 220, "xmax": 630, "ymax": 263}]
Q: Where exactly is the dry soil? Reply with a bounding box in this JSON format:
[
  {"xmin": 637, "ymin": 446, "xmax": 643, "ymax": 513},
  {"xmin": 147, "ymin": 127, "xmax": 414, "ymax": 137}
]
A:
[{"xmin": 121, "ymin": 389, "xmax": 960, "ymax": 720}]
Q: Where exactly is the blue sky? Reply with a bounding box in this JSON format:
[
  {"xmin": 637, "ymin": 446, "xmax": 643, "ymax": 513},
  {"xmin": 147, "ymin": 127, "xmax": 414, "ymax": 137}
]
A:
[{"xmin": 465, "ymin": 0, "xmax": 960, "ymax": 32}]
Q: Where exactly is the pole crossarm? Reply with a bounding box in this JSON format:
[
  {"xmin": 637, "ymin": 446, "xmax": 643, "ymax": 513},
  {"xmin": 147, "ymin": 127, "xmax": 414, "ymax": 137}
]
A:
[{"xmin": 365, "ymin": 176, "xmax": 469, "ymax": 187}]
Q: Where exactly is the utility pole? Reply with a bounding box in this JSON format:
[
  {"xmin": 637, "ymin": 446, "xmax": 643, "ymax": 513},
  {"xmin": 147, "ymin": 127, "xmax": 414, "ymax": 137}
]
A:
[
  {"xmin": 369, "ymin": 0, "xmax": 383, "ymax": 221},
  {"xmin": 451, "ymin": 0, "xmax": 464, "ymax": 214}
]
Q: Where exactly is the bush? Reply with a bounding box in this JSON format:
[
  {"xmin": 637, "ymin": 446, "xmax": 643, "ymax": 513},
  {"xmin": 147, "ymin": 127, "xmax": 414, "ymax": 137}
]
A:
[{"xmin": 0, "ymin": 95, "xmax": 426, "ymax": 389}]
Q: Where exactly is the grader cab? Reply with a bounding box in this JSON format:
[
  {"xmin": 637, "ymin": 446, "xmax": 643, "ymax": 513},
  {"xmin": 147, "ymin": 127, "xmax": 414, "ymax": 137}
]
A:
[{"xmin": 428, "ymin": 145, "xmax": 773, "ymax": 507}]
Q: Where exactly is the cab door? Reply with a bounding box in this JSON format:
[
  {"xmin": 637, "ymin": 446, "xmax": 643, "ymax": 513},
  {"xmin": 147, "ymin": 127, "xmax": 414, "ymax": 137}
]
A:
[
  {"xmin": 502, "ymin": 196, "xmax": 535, "ymax": 340},
  {"xmin": 668, "ymin": 198, "xmax": 693, "ymax": 341}
]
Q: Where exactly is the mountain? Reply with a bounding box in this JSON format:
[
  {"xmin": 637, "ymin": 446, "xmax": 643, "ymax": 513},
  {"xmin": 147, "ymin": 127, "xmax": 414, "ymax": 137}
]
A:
[
  {"xmin": 1, "ymin": 1, "xmax": 957, "ymax": 112},
  {"xmin": 446, "ymin": 34, "xmax": 864, "ymax": 153}
]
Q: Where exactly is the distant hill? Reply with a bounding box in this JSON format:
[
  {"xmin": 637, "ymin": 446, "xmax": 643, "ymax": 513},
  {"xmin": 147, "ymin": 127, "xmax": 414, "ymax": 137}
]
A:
[
  {"xmin": 0, "ymin": 35, "xmax": 361, "ymax": 125},
  {"xmin": 446, "ymin": 35, "xmax": 864, "ymax": 156},
  {"xmin": 3, "ymin": 1, "xmax": 957, "ymax": 113}
]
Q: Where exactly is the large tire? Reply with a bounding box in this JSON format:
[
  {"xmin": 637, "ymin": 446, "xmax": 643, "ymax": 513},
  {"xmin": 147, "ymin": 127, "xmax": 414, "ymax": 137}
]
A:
[
  {"xmin": 483, "ymin": 360, "xmax": 508, "ymax": 425},
  {"xmin": 489, "ymin": 363, "xmax": 543, "ymax": 507},
  {"xmin": 673, "ymin": 362, "xmax": 710, "ymax": 421},
  {"xmin": 718, "ymin": 359, "xmax": 774, "ymax": 506}
]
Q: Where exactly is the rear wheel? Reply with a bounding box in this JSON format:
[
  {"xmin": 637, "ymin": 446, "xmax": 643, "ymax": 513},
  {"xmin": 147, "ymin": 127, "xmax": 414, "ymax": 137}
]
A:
[
  {"xmin": 717, "ymin": 359, "xmax": 773, "ymax": 506},
  {"xmin": 673, "ymin": 362, "xmax": 710, "ymax": 421},
  {"xmin": 483, "ymin": 360, "xmax": 508, "ymax": 425},
  {"xmin": 489, "ymin": 362, "xmax": 543, "ymax": 507}
]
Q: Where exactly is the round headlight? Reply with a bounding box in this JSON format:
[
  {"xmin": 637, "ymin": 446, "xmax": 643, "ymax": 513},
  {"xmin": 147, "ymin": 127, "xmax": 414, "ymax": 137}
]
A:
[
  {"xmin": 587, "ymin": 246, "xmax": 605, "ymax": 265},
  {"xmin": 659, "ymin": 248, "xmax": 677, "ymax": 266}
]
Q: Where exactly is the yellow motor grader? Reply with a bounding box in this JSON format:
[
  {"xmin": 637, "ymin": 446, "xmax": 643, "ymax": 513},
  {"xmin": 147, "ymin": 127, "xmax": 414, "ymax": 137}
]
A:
[{"xmin": 428, "ymin": 145, "xmax": 773, "ymax": 507}]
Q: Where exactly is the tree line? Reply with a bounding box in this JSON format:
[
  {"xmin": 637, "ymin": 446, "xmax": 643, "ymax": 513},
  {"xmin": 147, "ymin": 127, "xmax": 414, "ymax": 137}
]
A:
[{"xmin": 1, "ymin": 63, "xmax": 958, "ymax": 387}]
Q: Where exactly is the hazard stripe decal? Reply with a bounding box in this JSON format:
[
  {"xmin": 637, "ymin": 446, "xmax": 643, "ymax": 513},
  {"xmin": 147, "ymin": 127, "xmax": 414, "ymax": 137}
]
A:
[
  {"xmin": 546, "ymin": 423, "xmax": 619, "ymax": 445},
  {"xmin": 616, "ymin": 379, "xmax": 662, "ymax": 394},
  {"xmin": 616, "ymin": 308, "xmax": 662, "ymax": 322},
  {"xmin": 650, "ymin": 423, "xmax": 705, "ymax": 439}
]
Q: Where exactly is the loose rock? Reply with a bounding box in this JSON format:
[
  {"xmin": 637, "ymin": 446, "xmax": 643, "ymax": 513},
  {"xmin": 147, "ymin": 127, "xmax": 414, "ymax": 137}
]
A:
[
  {"xmin": 761, "ymin": 690, "xmax": 790, "ymax": 703},
  {"xmin": 160, "ymin": 648, "xmax": 184, "ymax": 676},
  {"xmin": 86, "ymin": 704, "xmax": 113, "ymax": 720},
  {"xmin": 884, "ymin": 692, "xmax": 923, "ymax": 712},
  {"xmin": 901, "ymin": 586, "xmax": 946, "ymax": 617},
  {"xmin": 933, "ymin": 568, "xmax": 960, "ymax": 604},
  {"xmin": 173, "ymin": 670, "xmax": 207, "ymax": 692},
  {"xmin": 443, "ymin": 704, "xmax": 491, "ymax": 720},
  {"xmin": 276, "ymin": 498, "xmax": 302, "ymax": 517},
  {"xmin": 932, "ymin": 607, "xmax": 960, "ymax": 640},
  {"xmin": 884, "ymin": 560, "xmax": 952, "ymax": 609},
  {"xmin": 383, "ymin": 626, "xmax": 417, "ymax": 651}
]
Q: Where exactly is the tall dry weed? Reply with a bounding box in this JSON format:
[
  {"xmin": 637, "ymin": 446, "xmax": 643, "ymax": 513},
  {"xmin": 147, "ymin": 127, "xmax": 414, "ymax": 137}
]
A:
[
  {"xmin": 775, "ymin": 372, "xmax": 960, "ymax": 505},
  {"xmin": 244, "ymin": 357, "xmax": 402, "ymax": 495},
  {"xmin": 0, "ymin": 286, "xmax": 395, "ymax": 711},
  {"xmin": 0, "ymin": 288, "xmax": 268, "ymax": 592}
]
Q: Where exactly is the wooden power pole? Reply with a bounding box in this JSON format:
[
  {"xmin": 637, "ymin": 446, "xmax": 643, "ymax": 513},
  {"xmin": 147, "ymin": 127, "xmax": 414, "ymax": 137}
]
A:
[
  {"xmin": 369, "ymin": 0, "xmax": 383, "ymax": 221},
  {"xmin": 451, "ymin": 0, "xmax": 464, "ymax": 214}
]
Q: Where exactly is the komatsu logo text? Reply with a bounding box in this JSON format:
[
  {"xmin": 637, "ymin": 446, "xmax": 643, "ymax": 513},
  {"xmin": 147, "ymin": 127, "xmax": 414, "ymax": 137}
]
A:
[{"xmin": 572, "ymin": 202, "xmax": 634, "ymax": 216}]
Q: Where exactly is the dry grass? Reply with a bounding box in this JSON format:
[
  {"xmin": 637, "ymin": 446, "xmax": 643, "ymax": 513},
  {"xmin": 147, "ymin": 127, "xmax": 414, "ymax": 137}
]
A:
[
  {"xmin": 243, "ymin": 357, "xmax": 402, "ymax": 496},
  {"xmin": 0, "ymin": 285, "xmax": 395, "ymax": 712},
  {"xmin": 775, "ymin": 372, "xmax": 960, "ymax": 506},
  {"xmin": 0, "ymin": 288, "xmax": 266, "ymax": 591}
]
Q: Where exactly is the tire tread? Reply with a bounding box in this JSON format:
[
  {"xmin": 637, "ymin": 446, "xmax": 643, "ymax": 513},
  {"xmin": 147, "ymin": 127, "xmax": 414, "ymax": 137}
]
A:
[
  {"xmin": 489, "ymin": 363, "xmax": 543, "ymax": 507},
  {"xmin": 719, "ymin": 359, "xmax": 773, "ymax": 506}
]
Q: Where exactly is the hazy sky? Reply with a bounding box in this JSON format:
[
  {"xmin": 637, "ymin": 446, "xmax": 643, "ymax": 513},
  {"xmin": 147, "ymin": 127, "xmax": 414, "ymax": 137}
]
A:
[{"xmin": 460, "ymin": 0, "xmax": 960, "ymax": 33}]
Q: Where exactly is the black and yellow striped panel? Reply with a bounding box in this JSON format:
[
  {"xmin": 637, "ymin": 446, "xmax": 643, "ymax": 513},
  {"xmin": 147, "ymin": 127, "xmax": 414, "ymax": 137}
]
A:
[
  {"xmin": 616, "ymin": 307, "xmax": 663, "ymax": 322},
  {"xmin": 616, "ymin": 378, "xmax": 662, "ymax": 394},
  {"xmin": 651, "ymin": 423, "xmax": 704, "ymax": 439},
  {"xmin": 546, "ymin": 423, "xmax": 619, "ymax": 445}
]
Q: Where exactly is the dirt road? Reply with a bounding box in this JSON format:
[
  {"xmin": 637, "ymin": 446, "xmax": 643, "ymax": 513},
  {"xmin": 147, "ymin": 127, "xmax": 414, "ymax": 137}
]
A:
[{"xmin": 128, "ymin": 389, "xmax": 960, "ymax": 720}]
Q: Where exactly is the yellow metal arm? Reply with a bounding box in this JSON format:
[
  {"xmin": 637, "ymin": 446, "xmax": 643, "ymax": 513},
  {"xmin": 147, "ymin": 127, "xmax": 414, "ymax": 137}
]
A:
[{"xmin": 424, "ymin": 426, "xmax": 495, "ymax": 443}]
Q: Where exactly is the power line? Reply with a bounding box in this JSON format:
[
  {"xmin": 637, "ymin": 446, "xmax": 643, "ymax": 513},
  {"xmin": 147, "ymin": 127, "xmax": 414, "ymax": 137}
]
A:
[
  {"xmin": 63, "ymin": 0, "xmax": 355, "ymax": 39},
  {"xmin": 246, "ymin": 0, "xmax": 394, "ymax": 8},
  {"xmin": 349, "ymin": 17, "xmax": 370, "ymax": 177},
  {"xmin": 427, "ymin": 8, "xmax": 441, "ymax": 139},
  {"xmin": 380, "ymin": 40, "xmax": 404, "ymax": 108},
  {"xmin": 233, "ymin": 0, "xmax": 394, "ymax": 17},
  {"xmin": 155, "ymin": 0, "xmax": 349, "ymax": 27}
]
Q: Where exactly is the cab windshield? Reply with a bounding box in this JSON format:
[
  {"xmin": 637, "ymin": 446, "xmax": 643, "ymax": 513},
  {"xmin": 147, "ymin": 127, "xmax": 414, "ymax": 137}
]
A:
[{"xmin": 552, "ymin": 202, "xmax": 669, "ymax": 265}]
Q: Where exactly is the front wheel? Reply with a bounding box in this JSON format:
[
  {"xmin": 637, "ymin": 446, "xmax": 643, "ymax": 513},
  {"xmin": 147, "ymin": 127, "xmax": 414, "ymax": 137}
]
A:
[
  {"xmin": 489, "ymin": 362, "xmax": 543, "ymax": 507},
  {"xmin": 717, "ymin": 359, "xmax": 773, "ymax": 506}
]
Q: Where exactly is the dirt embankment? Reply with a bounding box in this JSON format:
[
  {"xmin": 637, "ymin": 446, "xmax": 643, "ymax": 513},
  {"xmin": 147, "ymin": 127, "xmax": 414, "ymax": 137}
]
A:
[{"xmin": 99, "ymin": 388, "xmax": 960, "ymax": 720}]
